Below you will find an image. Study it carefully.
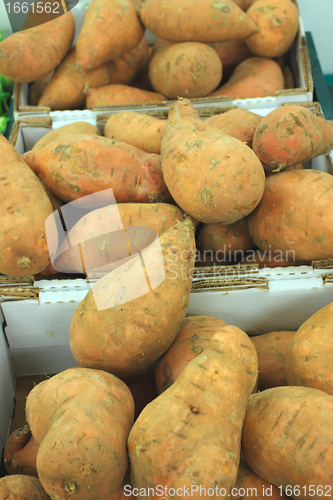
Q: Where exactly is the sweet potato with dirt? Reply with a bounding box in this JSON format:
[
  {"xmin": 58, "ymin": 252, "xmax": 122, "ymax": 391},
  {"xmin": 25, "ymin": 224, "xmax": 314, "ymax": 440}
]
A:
[
  {"xmin": 285, "ymin": 302, "xmax": 333, "ymax": 394},
  {"xmin": 86, "ymin": 84, "xmax": 167, "ymax": 108},
  {"xmin": 0, "ymin": 136, "xmax": 53, "ymax": 276},
  {"xmin": 149, "ymin": 42, "xmax": 222, "ymax": 99},
  {"xmin": 0, "ymin": 12, "xmax": 74, "ymax": 83},
  {"xmin": 250, "ymin": 331, "xmax": 296, "ymax": 390},
  {"xmin": 210, "ymin": 57, "xmax": 284, "ymax": 99},
  {"xmin": 234, "ymin": 460, "xmax": 289, "ymax": 500},
  {"xmin": 245, "ymin": 0, "xmax": 299, "ymax": 58},
  {"xmin": 38, "ymin": 48, "xmax": 111, "ymax": 110},
  {"xmin": 69, "ymin": 220, "xmax": 196, "ymax": 380},
  {"xmin": 205, "ymin": 108, "xmax": 262, "ymax": 147},
  {"xmin": 76, "ymin": 0, "xmax": 144, "ymax": 71},
  {"xmin": 252, "ymin": 105, "xmax": 333, "ymax": 171},
  {"xmin": 138, "ymin": 0, "xmax": 258, "ymax": 42},
  {"xmin": 0, "ymin": 475, "xmax": 50, "ymax": 499},
  {"xmin": 4, "ymin": 425, "xmax": 39, "ymax": 477},
  {"xmin": 161, "ymin": 98, "xmax": 265, "ymax": 224},
  {"xmin": 109, "ymin": 37, "xmax": 150, "ymax": 85},
  {"xmin": 247, "ymin": 169, "xmax": 333, "ymax": 261},
  {"xmin": 208, "ymin": 39, "xmax": 253, "ymax": 80},
  {"xmin": 155, "ymin": 315, "xmax": 227, "ymax": 393},
  {"xmin": 32, "ymin": 122, "xmax": 101, "ymax": 151},
  {"xmin": 22, "ymin": 134, "xmax": 171, "ymax": 204},
  {"xmin": 25, "ymin": 367, "xmax": 134, "ymax": 500},
  {"xmin": 129, "ymin": 326, "xmax": 258, "ymax": 499},
  {"xmin": 242, "ymin": 386, "xmax": 333, "ymax": 498},
  {"xmin": 104, "ymin": 112, "xmax": 165, "ymax": 154}
]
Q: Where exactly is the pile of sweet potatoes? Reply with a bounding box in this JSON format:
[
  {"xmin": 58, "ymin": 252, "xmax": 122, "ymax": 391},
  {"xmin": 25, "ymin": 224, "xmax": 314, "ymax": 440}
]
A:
[{"xmin": 0, "ymin": 0, "xmax": 301, "ymax": 110}]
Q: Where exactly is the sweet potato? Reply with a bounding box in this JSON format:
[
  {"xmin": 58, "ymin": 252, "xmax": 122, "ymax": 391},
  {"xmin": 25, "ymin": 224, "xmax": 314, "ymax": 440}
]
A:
[
  {"xmin": 161, "ymin": 98, "xmax": 265, "ymax": 224},
  {"xmin": 52, "ymin": 202, "xmax": 185, "ymax": 274},
  {"xmin": 128, "ymin": 326, "xmax": 258, "ymax": 499},
  {"xmin": 4, "ymin": 425, "xmax": 39, "ymax": 477},
  {"xmin": 0, "ymin": 475, "xmax": 50, "ymax": 499},
  {"xmin": 205, "ymin": 108, "xmax": 262, "ymax": 147},
  {"xmin": 283, "ymin": 65, "xmax": 295, "ymax": 89},
  {"xmin": 40, "ymin": 179, "xmax": 64, "ymax": 212},
  {"xmin": 69, "ymin": 220, "xmax": 196, "ymax": 380},
  {"xmin": 285, "ymin": 302, "xmax": 333, "ymax": 394},
  {"xmin": 149, "ymin": 42, "xmax": 222, "ymax": 99},
  {"xmin": 242, "ymin": 386, "xmax": 333, "ymax": 498},
  {"xmin": 155, "ymin": 315, "xmax": 227, "ymax": 393},
  {"xmin": 25, "ymin": 367, "xmax": 135, "ymax": 500},
  {"xmin": 86, "ymin": 85, "xmax": 167, "ymax": 108},
  {"xmin": 109, "ymin": 38, "xmax": 150, "ymax": 85},
  {"xmin": 29, "ymin": 73, "xmax": 53, "ymax": 106},
  {"xmin": 104, "ymin": 112, "xmax": 165, "ymax": 154},
  {"xmin": 247, "ymin": 169, "xmax": 333, "ymax": 261},
  {"xmin": 252, "ymin": 105, "xmax": 333, "ymax": 170},
  {"xmin": 32, "ymin": 122, "xmax": 101, "ymax": 151},
  {"xmin": 208, "ymin": 39, "xmax": 253, "ymax": 80},
  {"xmin": 210, "ymin": 57, "xmax": 284, "ymax": 99},
  {"xmin": 245, "ymin": 0, "xmax": 299, "ymax": 58},
  {"xmin": 76, "ymin": 0, "xmax": 144, "ymax": 71},
  {"xmin": 0, "ymin": 12, "xmax": 74, "ymax": 83},
  {"xmin": 250, "ymin": 331, "xmax": 296, "ymax": 390},
  {"xmin": 233, "ymin": 460, "xmax": 289, "ymax": 500},
  {"xmin": 138, "ymin": 0, "xmax": 258, "ymax": 42},
  {"xmin": 0, "ymin": 136, "xmax": 53, "ymax": 276},
  {"xmin": 22, "ymin": 134, "xmax": 171, "ymax": 204}
]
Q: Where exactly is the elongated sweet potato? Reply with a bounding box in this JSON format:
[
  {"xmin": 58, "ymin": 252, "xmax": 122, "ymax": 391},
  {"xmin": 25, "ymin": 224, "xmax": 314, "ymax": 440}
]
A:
[
  {"xmin": 4, "ymin": 425, "xmax": 39, "ymax": 477},
  {"xmin": 247, "ymin": 169, "xmax": 333, "ymax": 261},
  {"xmin": 32, "ymin": 122, "xmax": 101, "ymax": 151},
  {"xmin": 38, "ymin": 48, "xmax": 111, "ymax": 110},
  {"xmin": 0, "ymin": 475, "xmax": 50, "ymax": 499},
  {"xmin": 205, "ymin": 108, "xmax": 262, "ymax": 147},
  {"xmin": 76, "ymin": 0, "xmax": 144, "ymax": 71},
  {"xmin": 0, "ymin": 136, "xmax": 53, "ymax": 276},
  {"xmin": 25, "ymin": 367, "xmax": 135, "ymax": 500},
  {"xmin": 109, "ymin": 37, "xmax": 150, "ymax": 85},
  {"xmin": 233, "ymin": 460, "xmax": 289, "ymax": 500},
  {"xmin": 138, "ymin": 0, "xmax": 258, "ymax": 42},
  {"xmin": 242, "ymin": 386, "xmax": 333, "ymax": 498},
  {"xmin": 104, "ymin": 112, "xmax": 165, "ymax": 154},
  {"xmin": 210, "ymin": 57, "xmax": 284, "ymax": 99},
  {"xmin": 245, "ymin": 0, "xmax": 299, "ymax": 58},
  {"xmin": 250, "ymin": 331, "xmax": 295, "ymax": 390},
  {"xmin": 86, "ymin": 84, "xmax": 167, "ymax": 108},
  {"xmin": 149, "ymin": 42, "xmax": 222, "ymax": 99},
  {"xmin": 155, "ymin": 315, "xmax": 228, "ymax": 393},
  {"xmin": 285, "ymin": 302, "xmax": 333, "ymax": 394},
  {"xmin": 161, "ymin": 98, "xmax": 265, "ymax": 224},
  {"xmin": 252, "ymin": 105, "xmax": 333, "ymax": 170},
  {"xmin": 69, "ymin": 220, "xmax": 196, "ymax": 380},
  {"xmin": 208, "ymin": 39, "xmax": 253, "ymax": 80},
  {"xmin": 129, "ymin": 326, "xmax": 258, "ymax": 499},
  {"xmin": 22, "ymin": 134, "xmax": 171, "ymax": 204},
  {"xmin": 0, "ymin": 12, "xmax": 74, "ymax": 83}
]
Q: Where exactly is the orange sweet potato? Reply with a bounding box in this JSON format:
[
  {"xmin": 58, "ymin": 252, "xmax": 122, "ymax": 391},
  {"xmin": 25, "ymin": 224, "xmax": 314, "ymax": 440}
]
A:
[
  {"xmin": 245, "ymin": 0, "xmax": 299, "ymax": 58},
  {"xmin": 25, "ymin": 367, "xmax": 135, "ymax": 500},
  {"xmin": 242, "ymin": 386, "xmax": 333, "ymax": 498},
  {"xmin": 247, "ymin": 169, "xmax": 333, "ymax": 261},
  {"xmin": 0, "ymin": 475, "xmax": 50, "ymax": 499},
  {"xmin": 155, "ymin": 315, "xmax": 228, "ymax": 393},
  {"xmin": 32, "ymin": 122, "xmax": 101, "ymax": 150},
  {"xmin": 129, "ymin": 326, "xmax": 258, "ymax": 499},
  {"xmin": 76, "ymin": 0, "xmax": 144, "ymax": 71},
  {"xmin": 4, "ymin": 425, "xmax": 39, "ymax": 477},
  {"xmin": 109, "ymin": 37, "xmax": 150, "ymax": 85},
  {"xmin": 0, "ymin": 12, "xmax": 74, "ymax": 83},
  {"xmin": 104, "ymin": 112, "xmax": 165, "ymax": 154},
  {"xmin": 285, "ymin": 302, "xmax": 333, "ymax": 394},
  {"xmin": 252, "ymin": 105, "xmax": 333, "ymax": 170},
  {"xmin": 0, "ymin": 136, "xmax": 53, "ymax": 276},
  {"xmin": 138, "ymin": 0, "xmax": 258, "ymax": 42},
  {"xmin": 233, "ymin": 460, "xmax": 289, "ymax": 500},
  {"xmin": 161, "ymin": 98, "xmax": 265, "ymax": 224},
  {"xmin": 22, "ymin": 134, "xmax": 171, "ymax": 204},
  {"xmin": 250, "ymin": 331, "xmax": 296, "ymax": 390},
  {"xmin": 86, "ymin": 84, "xmax": 167, "ymax": 108},
  {"xmin": 149, "ymin": 42, "xmax": 222, "ymax": 99},
  {"xmin": 208, "ymin": 39, "xmax": 253, "ymax": 80},
  {"xmin": 210, "ymin": 57, "xmax": 284, "ymax": 99},
  {"xmin": 205, "ymin": 108, "xmax": 262, "ymax": 147},
  {"xmin": 29, "ymin": 73, "xmax": 53, "ymax": 106},
  {"xmin": 69, "ymin": 220, "xmax": 196, "ymax": 380}
]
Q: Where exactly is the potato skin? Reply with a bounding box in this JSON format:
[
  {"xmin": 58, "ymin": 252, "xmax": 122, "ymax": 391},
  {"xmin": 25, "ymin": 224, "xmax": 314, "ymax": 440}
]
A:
[
  {"xmin": 149, "ymin": 42, "xmax": 222, "ymax": 99},
  {"xmin": 247, "ymin": 169, "xmax": 333, "ymax": 261},
  {"xmin": 285, "ymin": 302, "xmax": 333, "ymax": 394},
  {"xmin": 205, "ymin": 108, "xmax": 262, "ymax": 147},
  {"xmin": 0, "ymin": 475, "xmax": 50, "ymax": 499},
  {"xmin": 32, "ymin": 122, "xmax": 101, "ymax": 151},
  {"xmin": 4, "ymin": 425, "xmax": 39, "ymax": 477},
  {"xmin": 0, "ymin": 136, "xmax": 53, "ymax": 276}
]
